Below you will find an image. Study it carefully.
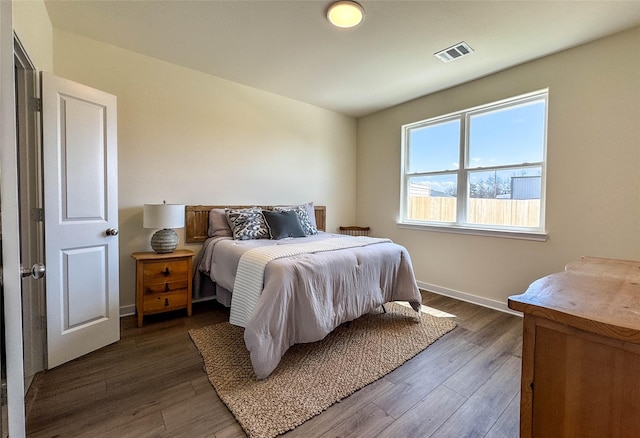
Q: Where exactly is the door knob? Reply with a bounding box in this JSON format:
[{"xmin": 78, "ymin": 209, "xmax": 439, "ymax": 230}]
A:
[
  {"xmin": 21, "ymin": 263, "xmax": 46, "ymax": 280},
  {"xmin": 106, "ymin": 228, "xmax": 119, "ymax": 236}
]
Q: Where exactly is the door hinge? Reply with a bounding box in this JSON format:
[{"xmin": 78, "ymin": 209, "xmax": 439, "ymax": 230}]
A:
[
  {"xmin": 32, "ymin": 207, "xmax": 44, "ymax": 222},
  {"xmin": 29, "ymin": 96, "xmax": 42, "ymax": 112}
]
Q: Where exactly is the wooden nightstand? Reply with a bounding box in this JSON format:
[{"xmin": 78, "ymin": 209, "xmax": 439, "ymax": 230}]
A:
[{"xmin": 131, "ymin": 249, "xmax": 193, "ymax": 327}]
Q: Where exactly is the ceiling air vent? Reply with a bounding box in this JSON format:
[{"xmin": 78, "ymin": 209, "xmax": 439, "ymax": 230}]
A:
[{"xmin": 434, "ymin": 41, "xmax": 474, "ymax": 63}]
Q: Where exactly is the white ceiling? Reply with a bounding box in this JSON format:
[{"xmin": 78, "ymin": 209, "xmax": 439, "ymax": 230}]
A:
[{"xmin": 44, "ymin": 0, "xmax": 640, "ymax": 117}]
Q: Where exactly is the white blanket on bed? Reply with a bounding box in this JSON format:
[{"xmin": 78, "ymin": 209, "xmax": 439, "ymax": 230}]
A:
[{"xmin": 229, "ymin": 236, "xmax": 391, "ymax": 327}]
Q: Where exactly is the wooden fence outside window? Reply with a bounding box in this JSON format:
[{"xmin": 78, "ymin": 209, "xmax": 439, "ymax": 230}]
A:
[{"xmin": 408, "ymin": 196, "xmax": 540, "ymax": 227}]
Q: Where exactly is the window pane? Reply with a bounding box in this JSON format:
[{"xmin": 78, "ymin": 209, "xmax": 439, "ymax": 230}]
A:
[
  {"xmin": 400, "ymin": 90, "xmax": 547, "ymax": 234},
  {"xmin": 409, "ymin": 119, "xmax": 460, "ymax": 173},
  {"xmin": 468, "ymin": 100, "xmax": 545, "ymax": 169},
  {"xmin": 467, "ymin": 167, "xmax": 541, "ymax": 227},
  {"xmin": 407, "ymin": 174, "xmax": 457, "ymax": 222}
]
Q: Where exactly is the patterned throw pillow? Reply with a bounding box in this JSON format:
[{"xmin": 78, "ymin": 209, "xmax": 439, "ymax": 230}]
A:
[
  {"xmin": 225, "ymin": 207, "xmax": 270, "ymax": 240},
  {"xmin": 274, "ymin": 205, "xmax": 317, "ymax": 235}
]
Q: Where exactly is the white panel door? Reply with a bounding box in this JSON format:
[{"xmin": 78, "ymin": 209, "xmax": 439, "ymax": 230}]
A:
[{"xmin": 42, "ymin": 72, "xmax": 119, "ymax": 368}]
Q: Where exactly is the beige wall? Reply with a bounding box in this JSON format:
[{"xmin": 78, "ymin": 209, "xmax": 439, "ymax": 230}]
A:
[
  {"xmin": 12, "ymin": 0, "xmax": 53, "ymax": 72},
  {"xmin": 357, "ymin": 26, "xmax": 640, "ymax": 309},
  {"xmin": 13, "ymin": 1, "xmax": 640, "ymax": 313},
  {"xmin": 51, "ymin": 30, "xmax": 357, "ymax": 310}
]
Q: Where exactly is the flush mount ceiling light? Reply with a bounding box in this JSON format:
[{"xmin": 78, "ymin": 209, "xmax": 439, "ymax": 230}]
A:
[{"xmin": 327, "ymin": 1, "xmax": 364, "ymax": 28}]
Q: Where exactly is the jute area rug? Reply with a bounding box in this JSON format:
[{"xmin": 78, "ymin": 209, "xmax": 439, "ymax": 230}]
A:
[{"xmin": 189, "ymin": 302, "xmax": 457, "ymax": 438}]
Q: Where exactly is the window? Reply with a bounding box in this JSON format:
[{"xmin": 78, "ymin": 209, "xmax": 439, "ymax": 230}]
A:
[{"xmin": 399, "ymin": 90, "xmax": 547, "ymax": 239}]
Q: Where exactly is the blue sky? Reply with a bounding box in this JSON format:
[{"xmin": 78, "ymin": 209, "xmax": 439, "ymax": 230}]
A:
[{"xmin": 409, "ymin": 99, "xmax": 546, "ymax": 173}]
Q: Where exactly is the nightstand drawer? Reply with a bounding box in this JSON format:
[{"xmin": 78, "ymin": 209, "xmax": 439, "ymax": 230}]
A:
[
  {"xmin": 143, "ymin": 278, "xmax": 188, "ymax": 294},
  {"xmin": 142, "ymin": 259, "xmax": 189, "ymax": 285},
  {"xmin": 143, "ymin": 290, "xmax": 188, "ymax": 312}
]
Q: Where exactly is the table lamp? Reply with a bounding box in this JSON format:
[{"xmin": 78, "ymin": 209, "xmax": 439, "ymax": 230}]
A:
[{"xmin": 143, "ymin": 202, "xmax": 185, "ymax": 253}]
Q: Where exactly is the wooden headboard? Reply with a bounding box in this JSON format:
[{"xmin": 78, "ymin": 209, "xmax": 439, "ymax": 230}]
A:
[{"xmin": 185, "ymin": 205, "xmax": 326, "ymax": 244}]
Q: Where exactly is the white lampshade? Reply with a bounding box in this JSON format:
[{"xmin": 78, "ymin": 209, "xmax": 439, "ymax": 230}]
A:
[
  {"xmin": 143, "ymin": 203, "xmax": 185, "ymax": 229},
  {"xmin": 327, "ymin": 1, "xmax": 364, "ymax": 28}
]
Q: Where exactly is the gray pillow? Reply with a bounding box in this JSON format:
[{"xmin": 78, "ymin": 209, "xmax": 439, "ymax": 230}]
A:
[
  {"xmin": 263, "ymin": 210, "xmax": 306, "ymax": 240},
  {"xmin": 207, "ymin": 208, "xmax": 233, "ymax": 238},
  {"xmin": 274, "ymin": 203, "xmax": 317, "ymax": 235}
]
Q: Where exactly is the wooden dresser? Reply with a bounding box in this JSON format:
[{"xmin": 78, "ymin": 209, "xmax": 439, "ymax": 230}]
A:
[
  {"xmin": 131, "ymin": 249, "xmax": 193, "ymax": 327},
  {"xmin": 508, "ymin": 256, "xmax": 640, "ymax": 437}
]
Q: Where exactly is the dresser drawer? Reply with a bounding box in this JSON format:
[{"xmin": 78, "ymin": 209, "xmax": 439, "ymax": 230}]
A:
[{"xmin": 143, "ymin": 289, "xmax": 188, "ymax": 312}]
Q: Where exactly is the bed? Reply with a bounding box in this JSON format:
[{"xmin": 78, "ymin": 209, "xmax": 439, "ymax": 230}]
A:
[{"xmin": 187, "ymin": 204, "xmax": 422, "ymax": 379}]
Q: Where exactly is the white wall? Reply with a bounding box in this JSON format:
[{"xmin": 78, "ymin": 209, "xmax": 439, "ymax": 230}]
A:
[
  {"xmin": 51, "ymin": 30, "xmax": 357, "ymax": 310},
  {"xmin": 357, "ymin": 26, "xmax": 640, "ymax": 310}
]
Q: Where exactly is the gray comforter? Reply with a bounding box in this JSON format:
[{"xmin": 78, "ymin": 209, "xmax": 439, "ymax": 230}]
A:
[{"xmin": 197, "ymin": 233, "xmax": 422, "ymax": 379}]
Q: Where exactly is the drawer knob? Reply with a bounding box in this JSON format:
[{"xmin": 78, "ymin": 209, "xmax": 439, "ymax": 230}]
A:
[
  {"xmin": 163, "ymin": 267, "xmax": 170, "ymax": 276},
  {"xmin": 164, "ymin": 298, "xmax": 169, "ymax": 307},
  {"xmin": 164, "ymin": 283, "xmax": 169, "ymax": 292}
]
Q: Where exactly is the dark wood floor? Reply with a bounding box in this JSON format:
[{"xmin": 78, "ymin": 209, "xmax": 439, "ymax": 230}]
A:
[{"xmin": 25, "ymin": 291, "xmax": 523, "ymax": 437}]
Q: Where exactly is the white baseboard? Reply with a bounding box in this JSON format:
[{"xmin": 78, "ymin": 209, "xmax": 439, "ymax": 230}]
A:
[
  {"xmin": 417, "ymin": 281, "xmax": 522, "ymax": 317},
  {"xmin": 120, "ymin": 304, "xmax": 135, "ymax": 317},
  {"xmin": 119, "ymin": 286, "xmax": 522, "ymax": 318},
  {"xmin": 119, "ymin": 296, "xmax": 217, "ymax": 318}
]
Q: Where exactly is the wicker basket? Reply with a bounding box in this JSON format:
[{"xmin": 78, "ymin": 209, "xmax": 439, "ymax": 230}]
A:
[{"xmin": 338, "ymin": 226, "xmax": 370, "ymax": 236}]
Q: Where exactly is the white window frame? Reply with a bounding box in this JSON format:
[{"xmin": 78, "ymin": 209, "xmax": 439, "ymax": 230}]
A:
[{"xmin": 399, "ymin": 90, "xmax": 548, "ymax": 241}]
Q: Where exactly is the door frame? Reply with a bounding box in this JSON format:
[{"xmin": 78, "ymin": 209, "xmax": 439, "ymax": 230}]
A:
[
  {"xmin": 15, "ymin": 34, "xmax": 45, "ymax": 389},
  {"xmin": 0, "ymin": 0, "xmax": 27, "ymax": 436}
]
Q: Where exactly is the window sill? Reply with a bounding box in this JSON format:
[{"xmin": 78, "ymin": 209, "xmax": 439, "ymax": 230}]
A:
[{"xmin": 396, "ymin": 222, "xmax": 548, "ymax": 242}]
